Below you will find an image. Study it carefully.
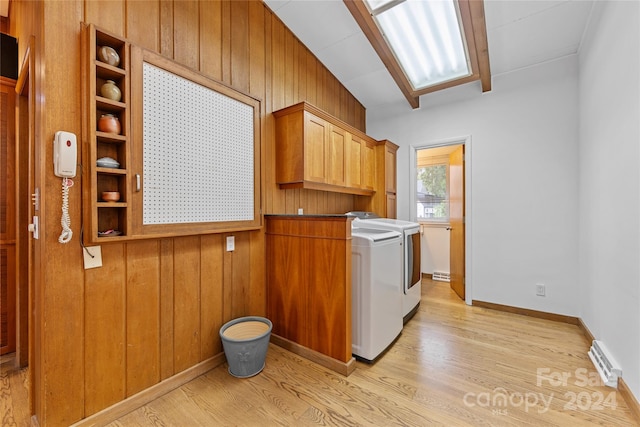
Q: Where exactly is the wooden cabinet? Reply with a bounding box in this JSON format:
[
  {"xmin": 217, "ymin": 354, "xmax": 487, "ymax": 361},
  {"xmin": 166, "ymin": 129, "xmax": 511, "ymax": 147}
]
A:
[
  {"xmin": 274, "ymin": 102, "xmax": 375, "ymax": 196},
  {"xmin": 354, "ymin": 139, "xmax": 399, "ymax": 218},
  {"xmin": 266, "ymin": 215, "xmax": 355, "ymax": 376},
  {"xmin": 82, "ymin": 24, "xmax": 131, "ymax": 243}
]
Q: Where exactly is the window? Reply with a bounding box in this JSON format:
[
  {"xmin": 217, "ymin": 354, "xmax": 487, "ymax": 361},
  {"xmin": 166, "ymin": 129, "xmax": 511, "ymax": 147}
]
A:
[
  {"xmin": 417, "ymin": 163, "xmax": 449, "ymax": 221},
  {"xmin": 415, "ymin": 145, "xmax": 463, "ymax": 222},
  {"xmin": 363, "ymin": 0, "xmax": 470, "ymax": 90}
]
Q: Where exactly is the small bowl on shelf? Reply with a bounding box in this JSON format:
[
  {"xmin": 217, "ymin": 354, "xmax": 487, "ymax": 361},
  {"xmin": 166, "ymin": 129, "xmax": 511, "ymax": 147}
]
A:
[
  {"xmin": 98, "ymin": 229, "xmax": 122, "ymax": 237},
  {"xmin": 97, "ymin": 156, "xmax": 120, "ymax": 168},
  {"xmin": 101, "ymin": 191, "xmax": 120, "ymax": 202}
]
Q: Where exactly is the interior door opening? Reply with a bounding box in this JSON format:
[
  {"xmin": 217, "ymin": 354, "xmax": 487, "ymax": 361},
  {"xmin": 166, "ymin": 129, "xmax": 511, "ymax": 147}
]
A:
[{"xmin": 413, "ymin": 139, "xmax": 468, "ymax": 303}]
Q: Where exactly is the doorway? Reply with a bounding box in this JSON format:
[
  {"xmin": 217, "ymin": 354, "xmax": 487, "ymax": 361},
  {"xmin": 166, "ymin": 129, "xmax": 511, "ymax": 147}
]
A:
[{"xmin": 411, "ymin": 137, "xmax": 470, "ymax": 304}]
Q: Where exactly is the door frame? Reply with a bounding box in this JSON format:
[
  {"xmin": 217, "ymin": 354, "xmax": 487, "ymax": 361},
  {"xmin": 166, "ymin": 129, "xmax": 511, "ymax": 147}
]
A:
[{"xmin": 409, "ymin": 135, "xmax": 472, "ymax": 305}]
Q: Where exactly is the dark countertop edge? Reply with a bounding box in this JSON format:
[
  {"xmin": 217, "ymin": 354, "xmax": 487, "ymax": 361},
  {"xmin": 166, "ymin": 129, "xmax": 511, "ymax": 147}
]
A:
[{"xmin": 265, "ymin": 214, "xmax": 352, "ymax": 219}]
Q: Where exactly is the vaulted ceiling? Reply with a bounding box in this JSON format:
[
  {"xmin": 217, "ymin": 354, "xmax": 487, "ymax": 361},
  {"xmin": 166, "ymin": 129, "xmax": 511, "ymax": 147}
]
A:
[{"xmin": 264, "ymin": 0, "xmax": 594, "ymax": 110}]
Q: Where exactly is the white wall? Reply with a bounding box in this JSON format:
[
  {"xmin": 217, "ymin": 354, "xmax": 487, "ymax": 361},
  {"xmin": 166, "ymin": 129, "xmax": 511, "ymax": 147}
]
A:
[
  {"xmin": 367, "ymin": 55, "xmax": 580, "ymax": 316},
  {"xmin": 421, "ymin": 225, "xmax": 450, "ymax": 274},
  {"xmin": 578, "ymin": 0, "xmax": 640, "ymax": 400}
]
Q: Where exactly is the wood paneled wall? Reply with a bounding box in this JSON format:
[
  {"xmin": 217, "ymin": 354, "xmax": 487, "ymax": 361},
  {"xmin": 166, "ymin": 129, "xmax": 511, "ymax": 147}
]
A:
[{"xmin": 9, "ymin": 0, "xmax": 366, "ymax": 425}]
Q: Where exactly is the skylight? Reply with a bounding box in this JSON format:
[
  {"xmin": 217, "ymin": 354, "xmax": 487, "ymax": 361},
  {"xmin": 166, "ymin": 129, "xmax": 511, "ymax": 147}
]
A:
[{"xmin": 363, "ymin": 0, "xmax": 471, "ymax": 90}]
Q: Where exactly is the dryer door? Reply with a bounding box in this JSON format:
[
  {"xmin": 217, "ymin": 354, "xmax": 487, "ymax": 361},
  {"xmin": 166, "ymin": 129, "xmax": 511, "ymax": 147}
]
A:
[{"xmin": 406, "ymin": 230, "xmax": 421, "ymax": 292}]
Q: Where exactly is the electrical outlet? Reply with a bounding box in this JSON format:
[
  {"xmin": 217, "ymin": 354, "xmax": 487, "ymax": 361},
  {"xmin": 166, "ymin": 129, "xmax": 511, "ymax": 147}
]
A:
[
  {"xmin": 536, "ymin": 283, "xmax": 546, "ymax": 296},
  {"xmin": 298, "ymin": 208, "xmax": 304, "ymax": 215},
  {"xmin": 226, "ymin": 236, "xmax": 235, "ymax": 252}
]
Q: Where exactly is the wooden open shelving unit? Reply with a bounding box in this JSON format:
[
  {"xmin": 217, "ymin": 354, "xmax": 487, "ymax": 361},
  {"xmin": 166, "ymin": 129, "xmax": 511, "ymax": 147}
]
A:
[{"xmin": 82, "ymin": 24, "xmax": 131, "ymax": 243}]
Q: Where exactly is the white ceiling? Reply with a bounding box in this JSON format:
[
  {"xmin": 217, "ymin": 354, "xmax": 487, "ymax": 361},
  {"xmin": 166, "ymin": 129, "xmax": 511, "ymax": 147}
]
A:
[{"xmin": 264, "ymin": 0, "xmax": 594, "ymax": 110}]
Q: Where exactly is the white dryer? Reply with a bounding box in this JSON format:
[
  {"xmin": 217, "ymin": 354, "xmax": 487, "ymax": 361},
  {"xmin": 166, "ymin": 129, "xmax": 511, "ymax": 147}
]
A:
[
  {"xmin": 351, "ymin": 228, "xmax": 403, "ymax": 362},
  {"xmin": 349, "ymin": 212, "xmax": 422, "ymax": 324}
]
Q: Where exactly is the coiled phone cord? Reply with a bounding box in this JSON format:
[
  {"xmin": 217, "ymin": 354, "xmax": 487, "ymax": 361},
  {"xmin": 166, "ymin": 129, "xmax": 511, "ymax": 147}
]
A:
[{"xmin": 58, "ymin": 177, "xmax": 73, "ymax": 243}]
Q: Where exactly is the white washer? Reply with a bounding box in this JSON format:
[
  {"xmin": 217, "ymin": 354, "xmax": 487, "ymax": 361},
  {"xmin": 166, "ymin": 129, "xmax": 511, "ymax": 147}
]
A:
[
  {"xmin": 350, "ymin": 213, "xmax": 422, "ymax": 324},
  {"xmin": 351, "ymin": 228, "xmax": 403, "ymax": 362}
]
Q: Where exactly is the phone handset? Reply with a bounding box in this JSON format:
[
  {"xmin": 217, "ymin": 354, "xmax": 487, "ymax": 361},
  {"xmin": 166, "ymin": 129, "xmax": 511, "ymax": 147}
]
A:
[{"xmin": 53, "ymin": 131, "xmax": 77, "ymax": 244}]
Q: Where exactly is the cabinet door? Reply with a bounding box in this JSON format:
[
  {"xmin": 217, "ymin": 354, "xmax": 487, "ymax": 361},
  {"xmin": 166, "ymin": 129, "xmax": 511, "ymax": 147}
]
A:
[
  {"xmin": 266, "ymin": 234, "xmax": 308, "ymax": 344},
  {"xmin": 361, "ymin": 139, "xmax": 376, "ymax": 191},
  {"xmin": 306, "ymin": 236, "xmax": 351, "ymax": 362},
  {"xmin": 304, "ymin": 113, "xmax": 328, "ymax": 183},
  {"xmin": 385, "ymin": 145, "xmax": 397, "ymax": 193},
  {"xmin": 386, "ymin": 192, "xmax": 397, "ymax": 219},
  {"xmin": 346, "ymin": 134, "xmax": 363, "ymax": 189},
  {"xmin": 327, "ymin": 125, "xmax": 347, "ymax": 186}
]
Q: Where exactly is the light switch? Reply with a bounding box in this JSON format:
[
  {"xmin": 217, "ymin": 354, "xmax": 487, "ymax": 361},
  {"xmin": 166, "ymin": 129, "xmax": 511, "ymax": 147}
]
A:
[
  {"xmin": 226, "ymin": 236, "xmax": 235, "ymax": 252},
  {"xmin": 83, "ymin": 246, "xmax": 103, "ymax": 269}
]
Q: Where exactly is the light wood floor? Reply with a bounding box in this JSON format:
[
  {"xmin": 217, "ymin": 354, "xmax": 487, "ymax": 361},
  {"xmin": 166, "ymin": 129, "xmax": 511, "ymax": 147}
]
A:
[{"xmin": 3, "ymin": 279, "xmax": 638, "ymax": 426}]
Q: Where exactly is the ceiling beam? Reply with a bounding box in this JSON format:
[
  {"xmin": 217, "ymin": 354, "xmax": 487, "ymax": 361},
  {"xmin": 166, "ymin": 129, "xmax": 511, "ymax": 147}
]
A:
[
  {"xmin": 343, "ymin": 0, "xmax": 420, "ymax": 109},
  {"xmin": 469, "ymin": 0, "xmax": 492, "ymax": 92}
]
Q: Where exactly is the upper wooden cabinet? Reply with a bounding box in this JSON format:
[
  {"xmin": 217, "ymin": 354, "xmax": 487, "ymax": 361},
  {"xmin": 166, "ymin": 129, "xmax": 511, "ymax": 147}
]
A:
[
  {"xmin": 354, "ymin": 139, "xmax": 399, "ymax": 219},
  {"xmin": 274, "ymin": 102, "xmax": 376, "ymax": 196}
]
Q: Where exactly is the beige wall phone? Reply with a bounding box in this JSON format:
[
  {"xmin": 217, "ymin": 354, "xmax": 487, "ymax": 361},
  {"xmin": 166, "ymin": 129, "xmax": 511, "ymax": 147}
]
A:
[{"xmin": 53, "ymin": 131, "xmax": 77, "ymax": 243}]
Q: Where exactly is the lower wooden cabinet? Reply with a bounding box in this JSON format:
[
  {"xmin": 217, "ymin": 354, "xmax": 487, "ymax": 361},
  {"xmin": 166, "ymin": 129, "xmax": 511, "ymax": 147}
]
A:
[{"xmin": 266, "ymin": 215, "xmax": 354, "ymax": 372}]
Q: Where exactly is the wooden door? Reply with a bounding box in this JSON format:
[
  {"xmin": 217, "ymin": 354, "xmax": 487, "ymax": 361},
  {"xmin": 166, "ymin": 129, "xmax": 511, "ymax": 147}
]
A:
[
  {"xmin": 449, "ymin": 145, "xmax": 465, "ymax": 300},
  {"xmin": 1, "ymin": 78, "xmax": 17, "ymax": 355}
]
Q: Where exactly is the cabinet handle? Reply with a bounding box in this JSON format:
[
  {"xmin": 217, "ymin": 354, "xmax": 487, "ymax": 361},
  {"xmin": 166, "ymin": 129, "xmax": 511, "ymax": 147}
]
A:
[{"xmin": 135, "ymin": 174, "xmax": 141, "ymax": 192}]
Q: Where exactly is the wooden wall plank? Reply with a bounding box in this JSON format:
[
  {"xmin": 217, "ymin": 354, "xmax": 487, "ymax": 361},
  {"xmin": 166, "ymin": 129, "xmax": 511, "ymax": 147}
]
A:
[
  {"xmin": 160, "ymin": 0, "xmax": 174, "ymax": 58},
  {"xmin": 200, "ymin": 0, "xmax": 222, "ymax": 81},
  {"xmin": 297, "ymin": 44, "xmax": 307, "ymax": 103},
  {"xmin": 125, "ymin": 0, "xmax": 160, "ymax": 52},
  {"xmin": 231, "ymin": 232, "xmax": 251, "ymax": 319},
  {"xmin": 283, "ymin": 30, "xmax": 295, "ymax": 108},
  {"xmin": 248, "ymin": 0, "xmax": 265, "ymax": 100},
  {"xmin": 200, "ymin": 234, "xmax": 224, "ymax": 359},
  {"xmin": 84, "ymin": 0, "xmax": 125, "ymax": 37},
  {"xmin": 306, "ymin": 53, "xmax": 317, "ymax": 106},
  {"xmin": 222, "ymin": 234, "xmax": 233, "ymax": 322},
  {"xmin": 41, "ymin": 1, "xmax": 86, "ymax": 424},
  {"xmin": 249, "ymin": 230, "xmax": 266, "ymax": 316},
  {"xmin": 173, "ymin": 0, "xmax": 199, "ymax": 68},
  {"xmin": 84, "ymin": 244, "xmax": 126, "ymax": 417},
  {"xmin": 221, "ymin": 0, "xmax": 232, "ymax": 84},
  {"xmin": 230, "ymin": 0, "xmax": 249, "ymax": 93},
  {"xmin": 159, "ymin": 239, "xmax": 174, "ymax": 380},
  {"xmin": 126, "ymin": 240, "xmax": 161, "ymax": 396},
  {"xmin": 173, "ymin": 236, "xmax": 202, "ymax": 373},
  {"xmin": 271, "ymin": 16, "xmax": 285, "ymax": 112}
]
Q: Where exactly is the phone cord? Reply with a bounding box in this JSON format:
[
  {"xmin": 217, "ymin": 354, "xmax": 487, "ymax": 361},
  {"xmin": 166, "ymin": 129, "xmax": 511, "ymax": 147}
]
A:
[{"xmin": 59, "ymin": 178, "xmax": 73, "ymax": 244}]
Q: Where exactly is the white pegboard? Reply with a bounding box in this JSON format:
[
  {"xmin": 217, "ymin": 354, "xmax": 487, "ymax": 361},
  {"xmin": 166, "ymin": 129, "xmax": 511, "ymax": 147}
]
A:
[{"xmin": 142, "ymin": 62, "xmax": 254, "ymax": 225}]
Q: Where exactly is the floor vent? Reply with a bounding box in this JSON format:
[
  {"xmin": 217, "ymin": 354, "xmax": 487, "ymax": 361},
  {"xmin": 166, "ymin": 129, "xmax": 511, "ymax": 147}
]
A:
[
  {"xmin": 432, "ymin": 271, "xmax": 450, "ymax": 282},
  {"xmin": 588, "ymin": 340, "xmax": 622, "ymax": 388}
]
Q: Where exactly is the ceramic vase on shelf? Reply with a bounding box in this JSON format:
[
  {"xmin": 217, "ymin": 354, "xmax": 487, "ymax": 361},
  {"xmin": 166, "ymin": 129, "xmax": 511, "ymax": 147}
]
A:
[
  {"xmin": 98, "ymin": 113, "xmax": 121, "ymax": 135},
  {"xmin": 97, "ymin": 45, "xmax": 120, "ymax": 67},
  {"xmin": 100, "ymin": 80, "xmax": 121, "ymax": 102}
]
